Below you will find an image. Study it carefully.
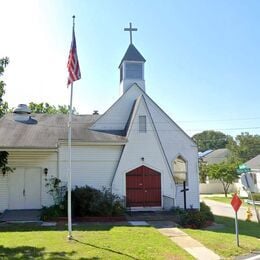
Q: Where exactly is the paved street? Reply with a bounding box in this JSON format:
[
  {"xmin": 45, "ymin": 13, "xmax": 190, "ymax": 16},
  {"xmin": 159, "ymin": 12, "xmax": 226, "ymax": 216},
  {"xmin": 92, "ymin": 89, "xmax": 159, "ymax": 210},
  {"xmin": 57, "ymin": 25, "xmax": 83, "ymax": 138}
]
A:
[{"xmin": 202, "ymin": 198, "xmax": 259, "ymax": 223}]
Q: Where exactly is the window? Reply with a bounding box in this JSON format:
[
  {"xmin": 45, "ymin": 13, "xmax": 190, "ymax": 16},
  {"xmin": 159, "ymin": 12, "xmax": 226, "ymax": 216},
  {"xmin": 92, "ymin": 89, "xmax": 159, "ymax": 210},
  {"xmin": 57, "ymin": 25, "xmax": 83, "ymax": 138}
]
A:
[
  {"xmin": 139, "ymin": 116, "xmax": 146, "ymax": 132},
  {"xmin": 125, "ymin": 63, "xmax": 143, "ymax": 79},
  {"xmin": 173, "ymin": 156, "xmax": 187, "ymax": 184}
]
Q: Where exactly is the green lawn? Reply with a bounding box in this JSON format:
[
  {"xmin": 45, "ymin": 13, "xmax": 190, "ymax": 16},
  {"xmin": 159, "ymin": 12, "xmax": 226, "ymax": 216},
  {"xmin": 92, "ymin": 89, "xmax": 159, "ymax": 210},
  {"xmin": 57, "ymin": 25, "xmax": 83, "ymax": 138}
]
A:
[
  {"xmin": 183, "ymin": 216, "xmax": 260, "ymax": 259},
  {"xmin": 0, "ymin": 223, "xmax": 193, "ymax": 259},
  {"xmin": 203, "ymin": 195, "xmax": 233, "ymax": 204}
]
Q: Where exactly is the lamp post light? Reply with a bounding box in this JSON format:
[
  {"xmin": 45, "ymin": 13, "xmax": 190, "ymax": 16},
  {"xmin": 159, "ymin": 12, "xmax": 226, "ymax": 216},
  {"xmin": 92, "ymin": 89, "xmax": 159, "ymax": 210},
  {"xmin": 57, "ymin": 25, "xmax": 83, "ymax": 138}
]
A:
[{"xmin": 44, "ymin": 168, "xmax": 48, "ymax": 176}]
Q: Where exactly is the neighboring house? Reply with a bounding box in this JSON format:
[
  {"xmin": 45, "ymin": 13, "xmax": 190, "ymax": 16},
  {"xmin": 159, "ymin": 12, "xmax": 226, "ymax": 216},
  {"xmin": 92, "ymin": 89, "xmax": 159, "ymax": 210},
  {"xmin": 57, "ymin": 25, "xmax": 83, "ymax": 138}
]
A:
[
  {"xmin": 240, "ymin": 155, "xmax": 260, "ymax": 194},
  {"xmin": 0, "ymin": 35, "xmax": 199, "ymax": 212},
  {"xmin": 199, "ymin": 148, "xmax": 236, "ymax": 194},
  {"xmin": 245, "ymin": 154, "xmax": 260, "ymax": 170},
  {"xmin": 198, "ymin": 150, "xmax": 212, "ymax": 159},
  {"xmin": 201, "ymin": 148, "xmax": 231, "ymax": 165}
]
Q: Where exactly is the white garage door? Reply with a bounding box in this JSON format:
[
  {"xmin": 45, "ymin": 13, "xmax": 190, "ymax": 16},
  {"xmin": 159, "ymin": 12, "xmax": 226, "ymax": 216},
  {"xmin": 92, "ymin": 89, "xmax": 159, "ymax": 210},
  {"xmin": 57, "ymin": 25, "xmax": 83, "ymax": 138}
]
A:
[{"xmin": 9, "ymin": 168, "xmax": 41, "ymax": 209}]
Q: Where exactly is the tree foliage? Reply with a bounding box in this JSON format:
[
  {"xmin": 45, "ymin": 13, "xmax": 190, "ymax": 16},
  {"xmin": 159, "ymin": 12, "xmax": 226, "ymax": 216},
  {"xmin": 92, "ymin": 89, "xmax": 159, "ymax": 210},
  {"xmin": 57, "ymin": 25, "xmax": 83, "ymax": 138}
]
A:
[
  {"xmin": 29, "ymin": 102, "xmax": 76, "ymax": 114},
  {"xmin": 0, "ymin": 151, "xmax": 13, "ymax": 175},
  {"xmin": 198, "ymin": 158, "xmax": 208, "ymax": 183},
  {"xmin": 227, "ymin": 132, "xmax": 260, "ymax": 162},
  {"xmin": 205, "ymin": 162, "xmax": 238, "ymax": 197},
  {"xmin": 0, "ymin": 57, "xmax": 9, "ymax": 117},
  {"xmin": 192, "ymin": 130, "xmax": 232, "ymax": 152},
  {"xmin": 0, "ymin": 57, "xmax": 12, "ymax": 175}
]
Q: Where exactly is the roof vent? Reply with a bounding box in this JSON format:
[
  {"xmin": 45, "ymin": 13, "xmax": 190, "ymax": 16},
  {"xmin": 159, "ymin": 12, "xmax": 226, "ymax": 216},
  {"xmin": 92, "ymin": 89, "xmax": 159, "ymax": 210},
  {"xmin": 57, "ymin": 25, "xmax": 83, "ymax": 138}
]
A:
[
  {"xmin": 13, "ymin": 104, "xmax": 37, "ymax": 124},
  {"xmin": 13, "ymin": 104, "xmax": 31, "ymax": 114},
  {"xmin": 93, "ymin": 110, "xmax": 99, "ymax": 115}
]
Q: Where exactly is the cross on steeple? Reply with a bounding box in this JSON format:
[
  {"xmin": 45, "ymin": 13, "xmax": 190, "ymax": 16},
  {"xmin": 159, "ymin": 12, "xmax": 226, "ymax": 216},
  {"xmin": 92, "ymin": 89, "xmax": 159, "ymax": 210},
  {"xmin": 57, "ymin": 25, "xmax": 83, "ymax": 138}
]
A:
[{"xmin": 124, "ymin": 22, "xmax": 137, "ymax": 44}]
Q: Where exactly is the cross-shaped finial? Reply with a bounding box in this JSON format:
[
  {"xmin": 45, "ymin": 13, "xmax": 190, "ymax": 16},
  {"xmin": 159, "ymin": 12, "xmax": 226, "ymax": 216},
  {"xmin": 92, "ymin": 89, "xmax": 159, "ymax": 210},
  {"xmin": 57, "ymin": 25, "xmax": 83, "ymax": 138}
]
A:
[{"xmin": 124, "ymin": 22, "xmax": 137, "ymax": 44}]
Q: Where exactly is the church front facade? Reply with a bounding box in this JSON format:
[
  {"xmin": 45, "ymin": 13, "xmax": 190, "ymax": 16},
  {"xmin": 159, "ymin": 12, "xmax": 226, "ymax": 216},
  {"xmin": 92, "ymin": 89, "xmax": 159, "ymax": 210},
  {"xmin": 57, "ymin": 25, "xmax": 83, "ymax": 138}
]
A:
[{"xmin": 0, "ymin": 24, "xmax": 199, "ymax": 212}]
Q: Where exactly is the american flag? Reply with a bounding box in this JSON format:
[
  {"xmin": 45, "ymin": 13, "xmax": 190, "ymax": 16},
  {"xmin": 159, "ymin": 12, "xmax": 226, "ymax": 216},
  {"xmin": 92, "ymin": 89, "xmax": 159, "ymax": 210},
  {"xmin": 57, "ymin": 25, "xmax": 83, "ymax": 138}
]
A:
[{"xmin": 67, "ymin": 27, "xmax": 81, "ymax": 86}]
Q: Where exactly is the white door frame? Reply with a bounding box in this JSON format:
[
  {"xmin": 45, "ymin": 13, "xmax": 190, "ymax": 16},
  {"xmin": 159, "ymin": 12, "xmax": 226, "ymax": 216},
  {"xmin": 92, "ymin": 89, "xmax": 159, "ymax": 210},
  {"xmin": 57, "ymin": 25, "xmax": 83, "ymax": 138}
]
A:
[{"xmin": 8, "ymin": 167, "xmax": 42, "ymax": 209}]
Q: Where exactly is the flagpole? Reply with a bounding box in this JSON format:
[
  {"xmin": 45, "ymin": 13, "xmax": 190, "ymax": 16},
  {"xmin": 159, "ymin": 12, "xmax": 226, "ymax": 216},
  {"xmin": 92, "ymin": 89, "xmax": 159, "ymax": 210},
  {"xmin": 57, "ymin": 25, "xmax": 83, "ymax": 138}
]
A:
[
  {"xmin": 68, "ymin": 82, "xmax": 73, "ymax": 240},
  {"xmin": 67, "ymin": 15, "xmax": 75, "ymax": 241}
]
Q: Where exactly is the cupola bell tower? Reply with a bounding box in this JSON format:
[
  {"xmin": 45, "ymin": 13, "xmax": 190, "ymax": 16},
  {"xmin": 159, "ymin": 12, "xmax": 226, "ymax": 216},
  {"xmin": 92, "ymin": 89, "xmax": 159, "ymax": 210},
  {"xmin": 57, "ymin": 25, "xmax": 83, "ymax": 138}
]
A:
[{"xmin": 119, "ymin": 23, "xmax": 146, "ymax": 95}]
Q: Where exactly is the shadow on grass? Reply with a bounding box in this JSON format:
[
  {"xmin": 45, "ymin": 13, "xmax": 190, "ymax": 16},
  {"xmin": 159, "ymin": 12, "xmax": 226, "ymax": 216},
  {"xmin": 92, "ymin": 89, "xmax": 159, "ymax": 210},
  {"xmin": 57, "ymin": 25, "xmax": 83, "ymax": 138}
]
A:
[
  {"xmin": 0, "ymin": 245, "xmax": 77, "ymax": 259},
  {"xmin": 73, "ymin": 238, "xmax": 139, "ymax": 260},
  {"xmin": 201, "ymin": 215, "xmax": 260, "ymax": 238}
]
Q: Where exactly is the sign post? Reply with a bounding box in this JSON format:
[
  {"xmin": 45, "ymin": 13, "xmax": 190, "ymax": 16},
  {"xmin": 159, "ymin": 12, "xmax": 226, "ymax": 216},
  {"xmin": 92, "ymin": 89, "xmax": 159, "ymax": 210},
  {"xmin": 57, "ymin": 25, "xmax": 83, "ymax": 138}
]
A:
[
  {"xmin": 231, "ymin": 193, "xmax": 242, "ymax": 247},
  {"xmin": 240, "ymin": 172, "xmax": 260, "ymax": 223}
]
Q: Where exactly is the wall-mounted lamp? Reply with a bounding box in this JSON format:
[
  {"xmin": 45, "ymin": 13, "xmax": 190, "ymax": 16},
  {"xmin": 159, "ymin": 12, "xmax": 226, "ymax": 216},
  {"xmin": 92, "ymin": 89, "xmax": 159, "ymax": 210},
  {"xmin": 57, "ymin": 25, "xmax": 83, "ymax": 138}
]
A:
[
  {"xmin": 141, "ymin": 157, "xmax": 144, "ymax": 161},
  {"xmin": 44, "ymin": 168, "xmax": 48, "ymax": 176}
]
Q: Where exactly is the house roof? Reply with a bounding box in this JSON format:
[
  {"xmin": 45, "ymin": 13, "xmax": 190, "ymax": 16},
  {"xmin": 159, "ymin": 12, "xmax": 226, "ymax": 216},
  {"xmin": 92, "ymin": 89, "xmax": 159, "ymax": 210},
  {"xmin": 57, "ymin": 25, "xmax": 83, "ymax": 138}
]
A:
[
  {"xmin": 202, "ymin": 148, "xmax": 230, "ymax": 164},
  {"xmin": 198, "ymin": 150, "xmax": 213, "ymax": 158},
  {"xmin": 119, "ymin": 44, "xmax": 146, "ymax": 68},
  {"xmin": 0, "ymin": 114, "xmax": 127, "ymax": 149},
  {"xmin": 91, "ymin": 83, "xmax": 197, "ymax": 148},
  {"xmin": 245, "ymin": 154, "xmax": 260, "ymax": 169}
]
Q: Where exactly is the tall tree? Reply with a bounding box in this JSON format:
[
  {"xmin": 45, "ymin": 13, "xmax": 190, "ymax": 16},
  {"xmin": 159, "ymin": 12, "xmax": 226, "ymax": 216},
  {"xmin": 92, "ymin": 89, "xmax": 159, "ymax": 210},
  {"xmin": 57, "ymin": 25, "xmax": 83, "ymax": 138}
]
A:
[
  {"xmin": 0, "ymin": 57, "xmax": 12, "ymax": 175},
  {"xmin": 192, "ymin": 130, "xmax": 233, "ymax": 152},
  {"xmin": 0, "ymin": 57, "xmax": 9, "ymax": 117},
  {"xmin": 227, "ymin": 132, "xmax": 260, "ymax": 162},
  {"xmin": 29, "ymin": 102, "xmax": 76, "ymax": 114}
]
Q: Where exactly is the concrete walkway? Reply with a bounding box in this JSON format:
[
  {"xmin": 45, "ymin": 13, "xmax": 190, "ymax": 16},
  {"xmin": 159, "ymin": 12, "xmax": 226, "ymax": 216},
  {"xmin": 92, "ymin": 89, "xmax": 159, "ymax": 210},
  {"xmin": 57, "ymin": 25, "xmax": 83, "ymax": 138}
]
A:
[{"xmin": 149, "ymin": 221, "xmax": 221, "ymax": 260}]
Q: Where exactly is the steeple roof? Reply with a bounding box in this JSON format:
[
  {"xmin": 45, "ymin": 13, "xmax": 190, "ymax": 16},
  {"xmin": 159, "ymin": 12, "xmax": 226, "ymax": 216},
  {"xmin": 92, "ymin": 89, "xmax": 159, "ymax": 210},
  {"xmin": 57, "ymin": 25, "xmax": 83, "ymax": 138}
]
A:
[{"xmin": 119, "ymin": 44, "xmax": 146, "ymax": 68}]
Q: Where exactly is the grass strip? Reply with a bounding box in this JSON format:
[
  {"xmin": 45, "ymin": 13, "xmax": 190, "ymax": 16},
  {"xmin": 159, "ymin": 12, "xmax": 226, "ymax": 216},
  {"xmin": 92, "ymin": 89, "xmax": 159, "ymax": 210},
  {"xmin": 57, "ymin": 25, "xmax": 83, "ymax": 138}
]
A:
[{"xmin": 0, "ymin": 223, "xmax": 194, "ymax": 259}]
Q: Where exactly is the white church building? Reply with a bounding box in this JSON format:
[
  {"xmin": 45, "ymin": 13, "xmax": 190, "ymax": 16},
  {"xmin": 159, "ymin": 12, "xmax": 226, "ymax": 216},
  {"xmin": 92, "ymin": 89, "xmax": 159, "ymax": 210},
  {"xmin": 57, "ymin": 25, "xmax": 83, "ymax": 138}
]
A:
[{"xmin": 0, "ymin": 25, "xmax": 199, "ymax": 212}]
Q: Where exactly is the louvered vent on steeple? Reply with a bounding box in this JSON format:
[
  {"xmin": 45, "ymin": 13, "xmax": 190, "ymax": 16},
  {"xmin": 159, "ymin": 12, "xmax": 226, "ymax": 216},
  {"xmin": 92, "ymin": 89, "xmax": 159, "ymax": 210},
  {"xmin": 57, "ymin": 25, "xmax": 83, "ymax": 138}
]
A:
[{"xmin": 119, "ymin": 23, "xmax": 146, "ymax": 95}]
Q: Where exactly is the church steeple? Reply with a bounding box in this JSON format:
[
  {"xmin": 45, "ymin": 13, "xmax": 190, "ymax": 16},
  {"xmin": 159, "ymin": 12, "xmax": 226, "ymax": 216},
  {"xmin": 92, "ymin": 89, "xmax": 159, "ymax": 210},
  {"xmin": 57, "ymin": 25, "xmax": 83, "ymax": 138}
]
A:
[{"xmin": 119, "ymin": 23, "xmax": 146, "ymax": 95}]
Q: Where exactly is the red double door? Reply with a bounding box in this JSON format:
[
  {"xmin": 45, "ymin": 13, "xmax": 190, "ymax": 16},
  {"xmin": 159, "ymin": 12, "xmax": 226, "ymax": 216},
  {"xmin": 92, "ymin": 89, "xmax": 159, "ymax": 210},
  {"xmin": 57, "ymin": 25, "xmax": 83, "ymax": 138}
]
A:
[{"xmin": 126, "ymin": 166, "xmax": 161, "ymax": 207}]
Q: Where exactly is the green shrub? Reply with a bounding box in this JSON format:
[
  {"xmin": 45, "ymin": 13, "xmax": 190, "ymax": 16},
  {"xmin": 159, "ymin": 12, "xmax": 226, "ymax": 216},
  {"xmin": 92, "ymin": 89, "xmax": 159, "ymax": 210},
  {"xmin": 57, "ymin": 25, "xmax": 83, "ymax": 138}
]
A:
[
  {"xmin": 42, "ymin": 185, "xmax": 125, "ymax": 219},
  {"xmin": 200, "ymin": 201, "xmax": 214, "ymax": 222},
  {"xmin": 45, "ymin": 176, "xmax": 67, "ymax": 205},
  {"xmin": 63, "ymin": 185, "xmax": 125, "ymax": 217},
  {"xmin": 41, "ymin": 205, "xmax": 66, "ymax": 220},
  {"xmin": 174, "ymin": 202, "xmax": 214, "ymax": 229}
]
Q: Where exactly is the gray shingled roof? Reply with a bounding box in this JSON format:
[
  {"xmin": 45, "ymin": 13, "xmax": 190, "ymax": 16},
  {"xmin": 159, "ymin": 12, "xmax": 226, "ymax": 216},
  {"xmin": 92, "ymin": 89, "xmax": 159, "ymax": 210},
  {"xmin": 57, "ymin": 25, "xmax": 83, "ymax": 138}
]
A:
[
  {"xmin": 202, "ymin": 148, "xmax": 231, "ymax": 165},
  {"xmin": 245, "ymin": 154, "xmax": 260, "ymax": 169},
  {"xmin": 0, "ymin": 114, "xmax": 127, "ymax": 149},
  {"xmin": 119, "ymin": 44, "xmax": 146, "ymax": 68}
]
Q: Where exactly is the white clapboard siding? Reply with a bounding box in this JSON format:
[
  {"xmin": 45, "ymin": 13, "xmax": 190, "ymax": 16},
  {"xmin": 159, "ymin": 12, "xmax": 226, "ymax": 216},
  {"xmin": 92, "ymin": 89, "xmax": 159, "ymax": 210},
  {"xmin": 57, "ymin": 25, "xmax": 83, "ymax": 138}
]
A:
[
  {"xmin": 0, "ymin": 174, "xmax": 9, "ymax": 212},
  {"xmin": 0, "ymin": 151, "xmax": 58, "ymax": 212},
  {"xmin": 91, "ymin": 84, "xmax": 144, "ymax": 130},
  {"xmin": 144, "ymin": 96, "xmax": 200, "ymax": 209},
  {"xmin": 112, "ymin": 98, "xmax": 175, "ymax": 209},
  {"xmin": 59, "ymin": 145, "xmax": 123, "ymax": 190}
]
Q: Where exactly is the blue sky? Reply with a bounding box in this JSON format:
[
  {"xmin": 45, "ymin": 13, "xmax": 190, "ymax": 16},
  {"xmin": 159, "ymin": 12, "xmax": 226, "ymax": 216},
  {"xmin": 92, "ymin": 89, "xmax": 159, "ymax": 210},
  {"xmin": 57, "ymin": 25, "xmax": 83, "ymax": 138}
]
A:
[{"xmin": 1, "ymin": 0, "xmax": 260, "ymax": 137}]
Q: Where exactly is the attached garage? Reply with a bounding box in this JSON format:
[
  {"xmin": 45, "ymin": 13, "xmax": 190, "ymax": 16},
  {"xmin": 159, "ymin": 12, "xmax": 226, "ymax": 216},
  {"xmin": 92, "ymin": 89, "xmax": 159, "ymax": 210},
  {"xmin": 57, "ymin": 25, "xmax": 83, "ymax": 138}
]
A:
[{"xmin": 126, "ymin": 165, "xmax": 161, "ymax": 207}]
